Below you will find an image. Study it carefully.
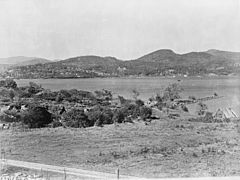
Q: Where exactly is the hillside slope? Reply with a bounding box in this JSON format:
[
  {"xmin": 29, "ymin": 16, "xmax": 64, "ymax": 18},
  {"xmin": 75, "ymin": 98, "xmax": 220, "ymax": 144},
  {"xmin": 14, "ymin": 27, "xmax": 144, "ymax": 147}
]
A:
[{"xmin": 1, "ymin": 49, "xmax": 240, "ymax": 78}]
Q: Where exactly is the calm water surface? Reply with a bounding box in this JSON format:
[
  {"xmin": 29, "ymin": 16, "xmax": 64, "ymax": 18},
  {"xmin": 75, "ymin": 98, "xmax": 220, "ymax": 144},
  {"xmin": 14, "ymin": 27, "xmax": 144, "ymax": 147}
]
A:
[{"xmin": 15, "ymin": 77, "xmax": 240, "ymax": 115}]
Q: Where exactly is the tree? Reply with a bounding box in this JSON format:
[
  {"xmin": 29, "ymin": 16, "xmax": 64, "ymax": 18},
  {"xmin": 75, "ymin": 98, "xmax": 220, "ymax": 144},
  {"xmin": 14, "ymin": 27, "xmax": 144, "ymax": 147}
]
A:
[
  {"xmin": 28, "ymin": 82, "xmax": 43, "ymax": 94},
  {"xmin": 62, "ymin": 108, "xmax": 90, "ymax": 128},
  {"xmin": 163, "ymin": 83, "xmax": 183, "ymax": 101},
  {"xmin": 4, "ymin": 79, "xmax": 17, "ymax": 89},
  {"xmin": 21, "ymin": 106, "xmax": 52, "ymax": 128}
]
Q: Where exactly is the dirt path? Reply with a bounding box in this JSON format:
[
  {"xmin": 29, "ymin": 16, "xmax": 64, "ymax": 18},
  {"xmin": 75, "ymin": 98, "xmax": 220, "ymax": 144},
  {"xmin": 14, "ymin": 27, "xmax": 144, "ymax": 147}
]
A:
[{"xmin": 0, "ymin": 159, "xmax": 145, "ymax": 179}]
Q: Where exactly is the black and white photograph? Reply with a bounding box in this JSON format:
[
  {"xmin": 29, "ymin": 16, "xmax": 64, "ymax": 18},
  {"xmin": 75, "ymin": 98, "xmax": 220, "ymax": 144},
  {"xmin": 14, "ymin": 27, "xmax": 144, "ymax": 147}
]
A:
[{"xmin": 0, "ymin": 0, "xmax": 240, "ymax": 179}]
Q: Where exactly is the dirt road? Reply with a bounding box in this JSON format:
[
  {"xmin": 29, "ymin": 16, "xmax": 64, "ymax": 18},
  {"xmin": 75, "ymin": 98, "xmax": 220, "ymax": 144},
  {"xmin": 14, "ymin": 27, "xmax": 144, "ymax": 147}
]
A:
[{"xmin": 0, "ymin": 159, "xmax": 144, "ymax": 179}]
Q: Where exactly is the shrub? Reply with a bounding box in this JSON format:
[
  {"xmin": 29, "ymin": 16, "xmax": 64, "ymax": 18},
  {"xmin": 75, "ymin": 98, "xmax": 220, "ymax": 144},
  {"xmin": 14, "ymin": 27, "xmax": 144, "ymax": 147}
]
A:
[
  {"xmin": 155, "ymin": 93, "xmax": 163, "ymax": 103},
  {"xmin": 140, "ymin": 106, "xmax": 152, "ymax": 121},
  {"xmin": 55, "ymin": 93, "xmax": 64, "ymax": 102},
  {"xmin": 94, "ymin": 89, "xmax": 113, "ymax": 100},
  {"xmin": 135, "ymin": 99, "xmax": 144, "ymax": 107},
  {"xmin": 181, "ymin": 104, "xmax": 189, "ymax": 112},
  {"xmin": 188, "ymin": 96, "xmax": 196, "ymax": 100},
  {"xmin": 163, "ymin": 83, "xmax": 183, "ymax": 101},
  {"xmin": 0, "ymin": 87, "xmax": 11, "ymax": 98},
  {"xmin": 121, "ymin": 103, "xmax": 140, "ymax": 118},
  {"xmin": 18, "ymin": 88, "xmax": 32, "ymax": 98},
  {"xmin": 21, "ymin": 106, "xmax": 52, "ymax": 128},
  {"xmin": 196, "ymin": 102, "xmax": 208, "ymax": 115},
  {"xmin": 62, "ymin": 108, "xmax": 90, "ymax": 128},
  {"xmin": 49, "ymin": 121, "xmax": 62, "ymax": 128},
  {"xmin": 118, "ymin": 96, "xmax": 128, "ymax": 105},
  {"xmin": 9, "ymin": 89, "xmax": 15, "ymax": 102},
  {"xmin": 87, "ymin": 106, "xmax": 114, "ymax": 126},
  {"xmin": 36, "ymin": 90, "xmax": 58, "ymax": 101},
  {"xmin": 0, "ymin": 114, "xmax": 17, "ymax": 122},
  {"xmin": 3, "ymin": 79, "xmax": 17, "ymax": 89},
  {"xmin": 113, "ymin": 108, "xmax": 126, "ymax": 123},
  {"xmin": 28, "ymin": 82, "xmax": 43, "ymax": 94},
  {"xmin": 102, "ymin": 108, "xmax": 114, "ymax": 124}
]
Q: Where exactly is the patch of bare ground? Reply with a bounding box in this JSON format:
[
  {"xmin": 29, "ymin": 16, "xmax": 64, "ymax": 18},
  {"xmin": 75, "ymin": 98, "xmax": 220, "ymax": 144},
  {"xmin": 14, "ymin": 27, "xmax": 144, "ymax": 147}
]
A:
[{"xmin": 1, "ymin": 118, "xmax": 240, "ymax": 178}]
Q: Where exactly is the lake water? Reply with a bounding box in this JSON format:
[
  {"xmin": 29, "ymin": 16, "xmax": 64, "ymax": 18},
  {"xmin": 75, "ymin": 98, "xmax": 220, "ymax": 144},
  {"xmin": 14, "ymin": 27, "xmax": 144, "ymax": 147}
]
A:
[{"xmin": 15, "ymin": 77, "xmax": 240, "ymax": 116}]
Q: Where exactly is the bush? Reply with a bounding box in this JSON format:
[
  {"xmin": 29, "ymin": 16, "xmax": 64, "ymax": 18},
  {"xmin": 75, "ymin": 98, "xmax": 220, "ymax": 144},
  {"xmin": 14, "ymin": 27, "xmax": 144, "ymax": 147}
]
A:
[
  {"xmin": 101, "ymin": 108, "xmax": 114, "ymax": 124},
  {"xmin": 36, "ymin": 90, "xmax": 58, "ymax": 101},
  {"xmin": 87, "ymin": 110, "xmax": 102, "ymax": 126},
  {"xmin": 196, "ymin": 102, "xmax": 208, "ymax": 115},
  {"xmin": 1, "ymin": 79, "xmax": 18, "ymax": 89},
  {"xmin": 62, "ymin": 108, "xmax": 90, "ymax": 128},
  {"xmin": 28, "ymin": 82, "xmax": 43, "ymax": 94},
  {"xmin": 135, "ymin": 99, "xmax": 144, "ymax": 107},
  {"xmin": 0, "ymin": 114, "xmax": 17, "ymax": 122},
  {"xmin": 188, "ymin": 96, "xmax": 196, "ymax": 100},
  {"xmin": 94, "ymin": 89, "xmax": 113, "ymax": 101},
  {"xmin": 121, "ymin": 103, "xmax": 140, "ymax": 118},
  {"xmin": 181, "ymin": 104, "xmax": 189, "ymax": 112},
  {"xmin": 49, "ymin": 121, "xmax": 62, "ymax": 128},
  {"xmin": 21, "ymin": 106, "xmax": 52, "ymax": 128},
  {"xmin": 9, "ymin": 89, "xmax": 15, "ymax": 101},
  {"xmin": 140, "ymin": 106, "xmax": 152, "ymax": 121},
  {"xmin": 87, "ymin": 106, "xmax": 114, "ymax": 126},
  {"xmin": 113, "ymin": 108, "xmax": 126, "ymax": 123},
  {"xmin": 163, "ymin": 83, "xmax": 183, "ymax": 101}
]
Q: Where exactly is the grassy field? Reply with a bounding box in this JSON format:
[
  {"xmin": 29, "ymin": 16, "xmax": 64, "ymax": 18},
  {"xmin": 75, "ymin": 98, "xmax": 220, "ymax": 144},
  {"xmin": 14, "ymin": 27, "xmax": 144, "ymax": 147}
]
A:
[{"xmin": 1, "ymin": 117, "xmax": 240, "ymax": 178}]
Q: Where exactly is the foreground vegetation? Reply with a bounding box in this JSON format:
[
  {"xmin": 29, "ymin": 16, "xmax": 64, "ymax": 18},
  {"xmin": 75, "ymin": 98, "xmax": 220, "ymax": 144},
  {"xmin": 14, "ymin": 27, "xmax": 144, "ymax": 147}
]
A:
[
  {"xmin": 1, "ymin": 78, "xmax": 238, "ymax": 178},
  {"xmin": 0, "ymin": 78, "xmax": 193, "ymax": 130},
  {"xmin": 1, "ymin": 118, "xmax": 240, "ymax": 178}
]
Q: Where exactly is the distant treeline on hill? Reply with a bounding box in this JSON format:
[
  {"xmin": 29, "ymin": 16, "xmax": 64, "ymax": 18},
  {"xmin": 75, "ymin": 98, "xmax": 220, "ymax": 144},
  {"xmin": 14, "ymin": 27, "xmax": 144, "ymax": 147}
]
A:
[{"xmin": 1, "ymin": 49, "xmax": 240, "ymax": 79}]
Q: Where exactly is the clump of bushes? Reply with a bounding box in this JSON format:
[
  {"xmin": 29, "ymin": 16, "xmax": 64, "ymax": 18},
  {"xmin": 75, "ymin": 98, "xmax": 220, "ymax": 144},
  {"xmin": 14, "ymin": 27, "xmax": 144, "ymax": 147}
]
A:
[
  {"xmin": 139, "ymin": 106, "xmax": 152, "ymax": 121},
  {"xmin": 62, "ymin": 108, "xmax": 90, "ymax": 128},
  {"xmin": 0, "ymin": 79, "xmax": 17, "ymax": 89},
  {"xmin": 20, "ymin": 106, "xmax": 53, "ymax": 128},
  {"xmin": 87, "ymin": 106, "xmax": 114, "ymax": 126}
]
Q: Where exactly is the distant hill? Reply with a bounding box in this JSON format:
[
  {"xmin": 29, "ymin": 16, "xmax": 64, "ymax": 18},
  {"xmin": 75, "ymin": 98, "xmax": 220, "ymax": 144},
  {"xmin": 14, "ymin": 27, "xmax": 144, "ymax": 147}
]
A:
[
  {"xmin": 0, "ymin": 56, "xmax": 51, "ymax": 65},
  {"xmin": 58, "ymin": 55, "xmax": 124, "ymax": 73},
  {"xmin": 123, "ymin": 49, "xmax": 239, "ymax": 75},
  {"xmin": 1, "ymin": 49, "xmax": 240, "ymax": 78},
  {"xmin": 15, "ymin": 58, "xmax": 51, "ymax": 66},
  {"xmin": 206, "ymin": 49, "xmax": 240, "ymax": 61}
]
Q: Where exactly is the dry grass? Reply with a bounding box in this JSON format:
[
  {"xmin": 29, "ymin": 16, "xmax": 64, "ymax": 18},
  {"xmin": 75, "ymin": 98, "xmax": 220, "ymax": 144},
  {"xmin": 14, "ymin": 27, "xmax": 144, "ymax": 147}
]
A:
[{"xmin": 1, "ymin": 118, "xmax": 240, "ymax": 178}]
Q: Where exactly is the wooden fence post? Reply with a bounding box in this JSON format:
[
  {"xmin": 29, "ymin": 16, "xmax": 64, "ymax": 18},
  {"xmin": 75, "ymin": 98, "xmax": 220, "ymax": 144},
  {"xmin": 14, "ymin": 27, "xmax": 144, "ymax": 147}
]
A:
[
  {"xmin": 116, "ymin": 168, "xmax": 120, "ymax": 179},
  {"xmin": 64, "ymin": 168, "xmax": 66, "ymax": 180}
]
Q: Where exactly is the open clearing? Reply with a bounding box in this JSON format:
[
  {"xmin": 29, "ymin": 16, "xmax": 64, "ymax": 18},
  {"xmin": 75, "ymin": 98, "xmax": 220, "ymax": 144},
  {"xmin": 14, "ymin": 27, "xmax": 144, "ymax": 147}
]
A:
[{"xmin": 1, "ymin": 117, "xmax": 240, "ymax": 178}]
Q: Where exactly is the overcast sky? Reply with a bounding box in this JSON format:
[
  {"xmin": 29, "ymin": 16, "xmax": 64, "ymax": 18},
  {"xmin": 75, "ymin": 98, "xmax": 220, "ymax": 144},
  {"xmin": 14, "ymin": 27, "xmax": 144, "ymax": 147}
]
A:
[{"xmin": 0, "ymin": 0, "xmax": 239, "ymax": 61}]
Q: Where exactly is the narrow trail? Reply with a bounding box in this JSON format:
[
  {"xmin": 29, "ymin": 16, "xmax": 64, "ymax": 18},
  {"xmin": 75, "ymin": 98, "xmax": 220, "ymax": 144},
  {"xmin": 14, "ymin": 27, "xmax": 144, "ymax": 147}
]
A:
[
  {"xmin": 1, "ymin": 159, "xmax": 240, "ymax": 180},
  {"xmin": 0, "ymin": 159, "xmax": 144, "ymax": 179}
]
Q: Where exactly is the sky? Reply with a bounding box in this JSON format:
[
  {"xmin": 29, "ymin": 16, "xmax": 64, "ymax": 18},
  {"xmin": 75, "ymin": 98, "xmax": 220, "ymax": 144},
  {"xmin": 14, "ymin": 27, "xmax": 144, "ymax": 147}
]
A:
[{"xmin": 0, "ymin": 0, "xmax": 239, "ymax": 61}]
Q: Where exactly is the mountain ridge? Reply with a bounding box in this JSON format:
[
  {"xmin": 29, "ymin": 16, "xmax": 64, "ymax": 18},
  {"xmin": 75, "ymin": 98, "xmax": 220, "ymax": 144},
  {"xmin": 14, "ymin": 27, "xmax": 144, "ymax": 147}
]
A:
[{"xmin": 1, "ymin": 49, "xmax": 240, "ymax": 78}]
